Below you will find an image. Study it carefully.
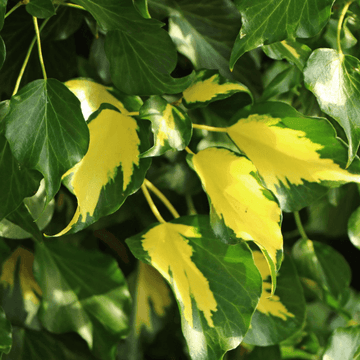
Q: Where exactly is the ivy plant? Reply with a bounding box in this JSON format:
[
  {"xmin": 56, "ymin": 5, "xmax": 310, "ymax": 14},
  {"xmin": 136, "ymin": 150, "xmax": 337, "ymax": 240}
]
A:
[{"xmin": 0, "ymin": 0, "xmax": 360, "ymax": 359}]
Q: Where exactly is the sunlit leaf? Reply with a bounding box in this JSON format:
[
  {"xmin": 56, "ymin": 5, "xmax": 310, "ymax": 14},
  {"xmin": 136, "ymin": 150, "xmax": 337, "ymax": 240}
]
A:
[
  {"xmin": 26, "ymin": 0, "xmax": 56, "ymax": 19},
  {"xmin": 182, "ymin": 69, "xmax": 252, "ymax": 109},
  {"xmin": 244, "ymin": 251, "xmax": 306, "ymax": 346},
  {"xmin": 126, "ymin": 215, "xmax": 262, "ymax": 360},
  {"xmin": 0, "ymin": 306, "xmax": 12, "ymax": 357},
  {"xmin": 230, "ymin": 0, "xmax": 334, "ymax": 69},
  {"xmin": 304, "ymin": 48, "xmax": 360, "ymax": 164},
  {"xmin": 348, "ymin": 206, "xmax": 360, "ymax": 250},
  {"xmin": 226, "ymin": 102, "xmax": 360, "ymax": 212},
  {"xmin": 34, "ymin": 241, "xmax": 131, "ymax": 360},
  {"xmin": 139, "ymin": 95, "xmax": 192, "ymax": 157},
  {"xmin": 189, "ymin": 147, "xmax": 283, "ymax": 291},
  {"xmin": 4, "ymin": 79, "xmax": 89, "ymax": 207},
  {"xmin": 50, "ymin": 80, "xmax": 151, "ymax": 236}
]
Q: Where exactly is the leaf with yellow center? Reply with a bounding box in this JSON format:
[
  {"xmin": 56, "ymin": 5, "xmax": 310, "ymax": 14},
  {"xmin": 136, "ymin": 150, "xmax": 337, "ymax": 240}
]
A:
[
  {"xmin": 226, "ymin": 102, "xmax": 360, "ymax": 212},
  {"xmin": 190, "ymin": 147, "xmax": 283, "ymax": 291},
  {"xmin": 182, "ymin": 69, "xmax": 252, "ymax": 109}
]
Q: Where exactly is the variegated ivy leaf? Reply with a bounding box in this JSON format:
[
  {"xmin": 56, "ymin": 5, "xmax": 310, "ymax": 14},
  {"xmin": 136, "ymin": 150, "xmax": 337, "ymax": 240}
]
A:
[
  {"xmin": 139, "ymin": 95, "xmax": 192, "ymax": 157},
  {"xmin": 126, "ymin": 215, "xmax": 262, "ymax": 360},
  {"xmin": 49, "ymin": 79, "xmax": 151, "ymax": 236},
  {"xmin": 226, "ymin": 102, "xmax": 360, "ymax": 212},
  {"xmin": 182, "ymin": 69, "xmax": 252, "ymax": 109},
  {"xmin": 244, "ymin": 251, "xmax": 306, "ymax": 346},
  {"xmin": 189, "ymin": 147, "xmax": 283, "ymax": 292}
]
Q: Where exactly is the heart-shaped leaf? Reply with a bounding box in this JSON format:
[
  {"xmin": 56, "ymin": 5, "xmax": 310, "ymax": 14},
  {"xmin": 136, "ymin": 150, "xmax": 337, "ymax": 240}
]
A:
[{"xmin": 26, "ymin": 0, "xmax": 56, "ymax": 19}]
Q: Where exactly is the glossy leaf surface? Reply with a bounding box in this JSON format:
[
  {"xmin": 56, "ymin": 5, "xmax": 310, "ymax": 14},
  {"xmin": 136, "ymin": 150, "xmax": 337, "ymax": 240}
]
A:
[
  {"xmin": 126, "ymin": 215, "xmax": 262, "ymax": 360},
  {"xmin": 4, "ymin": 79, "xmax": 89, "ymax": 206},
  {"xmin": 139, "ymin": 95, "xmax": 192, "ymax": 157},
  {"xmin": 0, "ymin": 306, "xmax": 12, "ymax": 357},
  {"xmin": 226, "ymin": 102, "xmax": 360, "ymax": 212},
  {"xmin": 230, "ymin": 0, "xmax": 334, "ymax": 68},
  {"xmin": 348, "ymin": 206, "xmax": 360, "ymax": 250},
  {"xmin": 26, "ymin": 0, "xmax": 56, "ymax": 19},
  {"xmin": 34, "ymin": 241, "xmax": 131, "ymax": 360},
  {"xmin": 304, "ymin": 48, "xmax": 360, "ymax": 164}
]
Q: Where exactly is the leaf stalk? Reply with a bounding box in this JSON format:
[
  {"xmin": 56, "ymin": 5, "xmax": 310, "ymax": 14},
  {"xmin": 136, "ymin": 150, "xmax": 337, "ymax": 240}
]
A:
[
  {"xmin": 192, "ymin": 123, "xmax": 227, "ymax": 132},
  {"xmin": 294, "ymin": 211, "xmax": 308, "ymax": 240},
  {"xmin": 4, "ymin": 1, "xmax": 22, "ymax": 19},
  {"xmin": 337, "ymin": 1, "xmax": 353, "ymax": 55},
  {"xmin": 33, "ymin": 17, "xmax": 47, "ymax": 81},
  {"xmin": 141, "ymin": 183, "xmax": 166, "ymax": 223}
]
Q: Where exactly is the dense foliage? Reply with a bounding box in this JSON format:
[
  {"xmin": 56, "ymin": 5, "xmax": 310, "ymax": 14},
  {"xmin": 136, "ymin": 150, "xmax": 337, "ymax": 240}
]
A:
[{"xmin": 0, "ymin": 0, "xmax": 360, "ymax": 359}]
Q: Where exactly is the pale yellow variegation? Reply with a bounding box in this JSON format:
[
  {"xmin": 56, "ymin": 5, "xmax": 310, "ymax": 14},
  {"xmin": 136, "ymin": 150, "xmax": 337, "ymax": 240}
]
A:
[{"xmin": 141, "ymin": 223, "xmax": 217, "ymax": 328}]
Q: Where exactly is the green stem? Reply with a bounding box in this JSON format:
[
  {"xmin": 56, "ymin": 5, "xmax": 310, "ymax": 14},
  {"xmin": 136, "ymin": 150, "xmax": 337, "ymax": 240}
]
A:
[
  {"xmin": 141, "ymin": 183, "xmax": 166, "ymax": 223},
  {"xmin": 4, "ymin": 1, "xmax": 23, "ymax": 19},
  {"xmin": 56, "ymin": 2, "xmax": 86, "ymax": 10},
  {"xmin": 33, "ymin": 17, "xmax": 47, "ymax": 80},
  {"xmin": 192, "ymin": 123, "xmax": 228, "ymax": 132},
  {"xmin": 337, "ymin": 1, "xmax": 353, "ymax": 55},
  {"xmin": 294, "ymin": 211, "xmax": 308, "ymax": 240}
]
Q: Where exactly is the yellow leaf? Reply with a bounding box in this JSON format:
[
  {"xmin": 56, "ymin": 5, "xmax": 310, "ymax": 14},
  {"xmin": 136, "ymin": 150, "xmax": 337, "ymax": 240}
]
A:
[
  {"xmin": 135, "ymin": 262, "xmax": 171, "ymax": 334},
  {"xmin": 1, "ymin": 248, "xmax": 42, "ymax": 305},
  {"xmin": 227, "ymin": 114, "xmax": 360, "ymax": 195},
  {"xmin": 191, "ymin": 147, "xmax": 283, "ymax": 273},
  {"xmin": 252, "ymin": 251, "xmax": 294, "ymax": 321},
  {"xmin": 141, "ymin": 223, "xmax": 217, "ymax": 328}
]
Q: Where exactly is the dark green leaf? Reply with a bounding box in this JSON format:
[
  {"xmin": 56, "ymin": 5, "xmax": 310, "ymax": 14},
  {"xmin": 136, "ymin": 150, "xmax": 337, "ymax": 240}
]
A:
[
  {"xmin": 26, "ymin": 0, "xmax": 55, "ymax": 19},
  {"xmin": 323, "ymin": 326, "xmax": 360, "ymax": 360},
  {"xmin": 105, "ymin": 28, "xmax": 194, "ymax": 95},
  {"xmin": 140, "ymin": 95, "xmax": 192, "ymax": 157},
  {"xmin": 0, "ymin": 306, "xmax": 12, "ymax": 357},
  {"xmin": 133, "ymin": 0, "xmax": 151, "ymax": 19},
  {"xmin": 4, "ymin": 79, "xmax": 89, "ymax": 206},
  {"xmin": 34, "ymin": 241, "xmax": 132, "ymax": 360},
  {"xmin": 0, "ymin": 0, "xmax": 6, "ymax": 31},
  {"xmin": 304, "ymin": 48, "xmax": 360, "ymax": 164},
  {"xmin": 348, "ymin": 205, "xmax": 360, "ymax": 249},
  {"xmin": 126, "ymin": 215, "xmax": 262, "ymax": 360},
  {"xmin": 0, "ymin": 36, "xmax": 5, "ymax": 70},
  {"xmin": 230, "ymin": 0, "xmax": 334, "ymax": 69},
  {"xmin": 246, "ymin": 345, "xmax": 281, "ymax": 360}
]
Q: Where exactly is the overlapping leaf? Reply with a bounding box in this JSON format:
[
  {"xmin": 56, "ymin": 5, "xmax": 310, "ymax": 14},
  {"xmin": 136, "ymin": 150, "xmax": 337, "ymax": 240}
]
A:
[
  {"xmin": 182, "ymin": 69, "xmax": 252, "ymax": 109},
  {"xmin": 230, "ymin": 0, "xmax": 334, "ymax": 69},
  {"xmin": 189, "ymin": 147, "xmax": 283, "ymax": 291},
  {"xmin": 0, "ymin": 306, "xmax": 12, "ymax": 358},
  {"xmin": 244, "ymin": 251, "xmax": 306, "ymax": 346},
  {"xmin": 50, "ymin": 79, "xmax": 150, "ymax": 236},
  {"xmin": 348, "ymin": 206, "xmax": 360, "ymax": 249},
  {"xmin": 4, "ymin": 79, "xmax": 89, "ymax": 207},
  {"xmin": 226, "ymin": 102, "xmax": 360, "ymax": 212},
  {"xmin": 126, "ymin": 215, "xmax": 262, "ymax": 360},
  {"xmin": 139, "ymin": 95, "xmax": 192, "ymax": 157},
  {"xmin": 304, "ymin": 48, "xmax": 360, "ymax": 164},
  {"xmin": 34, "ymin": 241, "xmax": 131, "ymax": 360},
  {"xmin": 26, "ymin": 0, "xmax": 56, "ymax": 19}
]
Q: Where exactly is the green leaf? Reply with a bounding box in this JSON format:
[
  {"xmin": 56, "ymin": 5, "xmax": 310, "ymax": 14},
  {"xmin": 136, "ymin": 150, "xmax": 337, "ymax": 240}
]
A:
[
  {"xmin": 246, "ymin": 345, "xmax": 281, "ymax": 360},
  {"xmin": 304, "ymin": 48, "xmax": 360, "ymax": 164},
  {"xmin": 4, "ymin": 79, "xmax": 89, "ymax": 207},
  {"xmin": 0, "ymin": 0, "xmax": 6, "ymax": 31},
  {"xmin": 292, "ymin": 239, "xmax": 351, "ymax": 302},
  {"xmin": 0, "ymin": 306, "xmax": 12, "ymax": 357},
  {"xmin": 0, "ymin": 36, "xmax": 5, "ymax": 70},
  {"xmin": 34, "ymin": 241, "xmax": 131, "ymax": 360},
  {"xmin": 126, "ymin": 215, "xmax": 262, "ymax": 360},
  {"xmin": 348, "ymin": 206, "xmax": 360, "ymax": 250},
  {"xmin": 189, "ymin": 147, "xmax": 283, "ymax": 292},
  {"xmin": 226, "ymin": 102, "xmax": 360, "ymax": 212},
  {"xmin": 139, "ymin": 95, "xmax": 192, "ymax": 157},
  {"xmin": 262, "ymin": 40, "xmax": 312, "ymax": 71},
  {"xmin": 244, "ymin": 252, "xmax": 306, "ymax": 346},
  {"xmin": 323, "ymin": 326, "xmax": 360, "ymax": 360},
  {"xmin": 26, "ymin": 0, "xmax": 56, "ymax": 19},
  {"xmin": 105, "ymin": 28, "xmax": 194, "ymax": 95},
  {"xmin": 132, "ymin": 0, "xmax": 151, "ymax": 19},
  {"xmin": 49, "ymin": 79, "xmax": 150, "ymax": 236},
  {"xmin": 230, "ymin": 0, "xmax": 334, "ymax": 69},
  {"xmin": 0, "ymin": 132, "xmax": 41, "ymax": 222},
  {"xmin": 182, "ymin": 69, "xmax": 252, "ymax": 109}
]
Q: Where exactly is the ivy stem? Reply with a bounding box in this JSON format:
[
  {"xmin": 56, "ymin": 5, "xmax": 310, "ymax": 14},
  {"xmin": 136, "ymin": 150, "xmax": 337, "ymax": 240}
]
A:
[
  {"xmin": 294, "ymin": 211, "xmax": 308, "ymax": 240},
  {"xmin": 127, "ymin": 111, "xmax": 140, "ymax": 116},
  {"xmin": 186, "ymin": 194, "xmax": 197, "ymax": 215},
  {"xmin": 57, "ymin": 2, "xmax": 86, "ymax": 10},
  {"xmin": 144, "ymin": 179, "xmax": 180, "ymax": 218},
  {"xmin": 185, "ymin": 146, "xmax": 195, "ymax": 154},
  {"xmin": 12, "ymin": 17, "xmax": 50, "ymax": 95},
  {"xmin": 4, "ymin": 1, "xmax": 22, "ymax": 19},
  {"xmin": 337, "ymin": 1, "xmax": 353, "ymax": 55},
  {"xmin": 33, "ymin": 17, "xmax": 47, "ymax": 80},
  {"xmin": 192, "ymin": 123, "xmax": 227, "ymax": 132},
  {"xmin": 141, "ymin": 183, "xmax": 166, "ymax": 223}
]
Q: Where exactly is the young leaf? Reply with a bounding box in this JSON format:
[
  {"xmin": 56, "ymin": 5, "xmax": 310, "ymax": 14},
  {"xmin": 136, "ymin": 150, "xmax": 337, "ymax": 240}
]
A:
[
  {"xmin": 4, "ymin": 79, "xmax": 90, "ymax": 207},
  {"xmin": 126, "ymin": 215, "xmax": 262, "ymax": 360},
  {"xmin": 230, "ymin": 0, "xmax": 334, "ymax": 69},
  {"xmin": 189, "ymin": 147, "xmax": 283, "ymax": 290},
  {"xmin": 304, "ymin": 48, "xmax": 360, "ymax": 164},
  {"xmin": 49, "ymin": 80, "xmax": 151, "ymax": 236},
  {"xmin": 26, "ymin": 0, "xmax": 56, "ymax": 19},
  {"xmin": 226, "ymin": 102, "xmax": 360, "ymax": 212},
  {"xmin": 139, "ymin": 95, "xmax": 192, "ymax": 157},
  {"xmin": 244, "ymin": 252, "xmax": 306, "ymax": 346},
  {"xmin": 34, "ymin": 241, "xmax": 132, "ymax": 360},
  {"xmin": 0, "ymin": 306, "xmax": 12, "ymax": 357},
  {"xmin": 348, "ymin": 206, "xmax": 360, "ymax": 250},
  {"xmin": 182, "ymin": 69, "xmax": 252, "ymax": 109}
]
